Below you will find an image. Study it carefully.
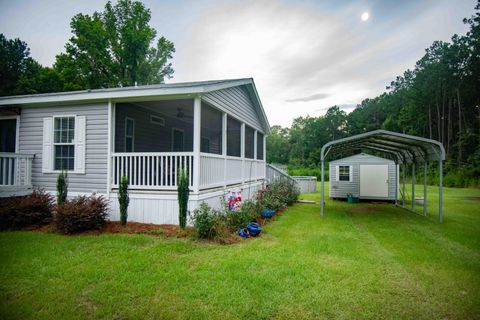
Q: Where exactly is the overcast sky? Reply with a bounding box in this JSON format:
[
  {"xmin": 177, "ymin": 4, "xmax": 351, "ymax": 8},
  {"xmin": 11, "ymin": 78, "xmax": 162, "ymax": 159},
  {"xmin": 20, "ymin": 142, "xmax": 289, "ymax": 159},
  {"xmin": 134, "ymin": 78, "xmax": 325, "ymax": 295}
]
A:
[{"xmin": 0, "ymin": 0, "xmax": 476, "ymax": 127}]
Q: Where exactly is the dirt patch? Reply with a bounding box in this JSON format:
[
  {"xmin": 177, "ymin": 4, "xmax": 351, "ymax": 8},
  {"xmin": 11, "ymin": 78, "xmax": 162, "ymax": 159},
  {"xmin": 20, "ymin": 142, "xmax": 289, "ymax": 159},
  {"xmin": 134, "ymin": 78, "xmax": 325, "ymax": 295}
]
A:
[
  {"xmin": 463, "ymin": 196, "xmax": 480, "ymax": 202},
  {"xmin": 349, "ymin": 206, "xmax": 381, "ymax": 214},
  {"xmin": 101, "ymin": 221, "xmax": 195, "ymax": 238}
]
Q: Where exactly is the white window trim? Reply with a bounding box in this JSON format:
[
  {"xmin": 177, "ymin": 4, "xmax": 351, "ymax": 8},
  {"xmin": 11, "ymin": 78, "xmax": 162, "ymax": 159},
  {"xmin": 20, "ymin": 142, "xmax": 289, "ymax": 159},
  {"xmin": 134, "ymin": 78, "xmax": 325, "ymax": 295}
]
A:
[
  {"xmin": 125, "ymin": 117, "xmax": 135, "ymax": 152},
  {"xmin": 336, "ymin": 165, "xmax": 352, "ymax": 182},
  {"xmin": 52, "ymin": 115, "xmax": 76, "ymax": 173},
  {"xmin": 150, "ymin": 114, "xmax": 165, "ymax": 126},
  {"xmin": 171, "ymin": 127, "xmax": 185, "ymax": 151}
]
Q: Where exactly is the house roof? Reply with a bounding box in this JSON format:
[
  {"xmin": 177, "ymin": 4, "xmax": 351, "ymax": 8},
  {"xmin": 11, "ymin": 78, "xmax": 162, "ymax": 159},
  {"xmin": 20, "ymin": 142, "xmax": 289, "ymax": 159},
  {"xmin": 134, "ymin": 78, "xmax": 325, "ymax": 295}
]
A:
[
  {"xmin": 0, "ymin": 78, "xmax": 270, "ymax": 133},
  {"xmin": 321, "ymin": 129, "xmax": 445, "ymax": 164}
]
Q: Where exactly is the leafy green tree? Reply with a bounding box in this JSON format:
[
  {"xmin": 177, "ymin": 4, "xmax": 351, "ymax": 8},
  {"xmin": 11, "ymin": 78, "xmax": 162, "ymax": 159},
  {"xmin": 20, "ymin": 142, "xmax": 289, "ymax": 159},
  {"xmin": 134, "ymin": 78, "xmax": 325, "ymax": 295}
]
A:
[
  {"xmin": 0, "ymin": 34, "xmax": 64, "ymax": 96},
  {"xmin": 266, "ymin": 125, "xmax": 291, "ymax": 164},
  {"xmin": 0, "ymin": 34, "xmax": 30, "ymax": 96},
  {"xmin": 54, "ymin": 0, "xmax": 175, "ymax": 89}
]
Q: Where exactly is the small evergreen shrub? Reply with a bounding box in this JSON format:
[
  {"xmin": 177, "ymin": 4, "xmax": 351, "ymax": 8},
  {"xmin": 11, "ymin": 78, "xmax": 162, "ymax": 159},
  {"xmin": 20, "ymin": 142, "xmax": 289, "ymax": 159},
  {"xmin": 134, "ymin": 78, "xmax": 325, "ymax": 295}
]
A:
[
  {"xmin": 0, "ymin": 190, "xmax": 55, "ymax": 230},
  {"xmin": 55, "ymin": 195, "xmax": 109, "ymax": 234},
  {"xmin": 177, "ymin": 169, "xmax": 190, "ymax": 229},
  {"xmin": 190, "ymin": 202, "xmax": 227, "ymax": 240},
  {"xmin": 56, "ymin": 171, "xmax": 68, "ymax": 204},
  {"xmin": 118, "ymin": 176, "xmax": 129, "ymax": 226}
]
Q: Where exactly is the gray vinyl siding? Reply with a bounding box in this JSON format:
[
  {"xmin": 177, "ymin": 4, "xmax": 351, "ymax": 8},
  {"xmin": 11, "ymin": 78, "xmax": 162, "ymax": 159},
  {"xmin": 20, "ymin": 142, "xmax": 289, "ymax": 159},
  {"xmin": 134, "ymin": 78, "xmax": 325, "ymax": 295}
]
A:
[
  {"xmin": 18, "ymin": 103, "xmax": 109, "ymax": 193},
  {"xmin": 329, "ymin": 153, "xmax": 397, "ymax": 200},
  {"xmin": 114, "ymin": 103, "xmax": 194, "ymax": 152},
  {"xmin": 202, "ymin": 85, "xmax": 264, "ymax": 133}
]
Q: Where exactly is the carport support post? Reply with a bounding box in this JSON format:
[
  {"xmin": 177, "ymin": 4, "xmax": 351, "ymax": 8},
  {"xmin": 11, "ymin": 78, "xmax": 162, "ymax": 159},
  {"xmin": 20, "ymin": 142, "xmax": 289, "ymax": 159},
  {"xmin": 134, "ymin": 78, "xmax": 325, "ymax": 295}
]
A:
[
  {"xmin": 412, "ymin": 163, "xmax": 415, "ymax": 211},
  {"xmin": 402, "ymin": 164, "xmax": 405, "ymax": 208},
  {"xmin": 423, "ymin": 163, "xmax": 427, "ymax": 216},
  {"xmin": 321, "ymin": 159, "xmax": 324, "ymax": 217},
  {"xmin": 439, "ymin": 160, "xmax": 443, "ymax": 223}
]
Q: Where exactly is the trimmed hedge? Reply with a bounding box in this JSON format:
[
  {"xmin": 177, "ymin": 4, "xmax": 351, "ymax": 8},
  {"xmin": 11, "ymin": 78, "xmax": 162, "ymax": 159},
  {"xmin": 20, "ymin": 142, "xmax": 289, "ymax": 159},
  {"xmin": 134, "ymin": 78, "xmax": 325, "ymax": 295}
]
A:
[
  {"xmin": 0, "ymin": 190, "xmax": 55, "ymax": 231},
  {"xmin": 55, "ymin": 195, "xmax": 109, "ymax": 234}
]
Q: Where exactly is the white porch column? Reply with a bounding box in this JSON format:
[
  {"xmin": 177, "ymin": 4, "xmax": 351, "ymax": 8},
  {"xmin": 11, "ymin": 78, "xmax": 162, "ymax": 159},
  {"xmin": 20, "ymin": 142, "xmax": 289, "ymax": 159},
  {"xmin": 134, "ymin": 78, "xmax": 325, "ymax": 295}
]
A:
[
  {"xmin": 193, "ymin": 96, "xmax": 202, "ymax": 193},
  {"xmin": 263, "ymin": 134, "xmax": 267, "ymax": 179},
  {"xmin": 253, "ymin": 130, "xmax": 258, "ymax": 179},
  {"xmin": 106, "ymin": 100, "xmax": 115, "ymax": 197},
  {"xmin": 241, "ymin": 123, "xmax": 245, "ymax": 183},
  {"xmin": 222, "ymin": 113, "xmax": 227, "ymax": 187}
]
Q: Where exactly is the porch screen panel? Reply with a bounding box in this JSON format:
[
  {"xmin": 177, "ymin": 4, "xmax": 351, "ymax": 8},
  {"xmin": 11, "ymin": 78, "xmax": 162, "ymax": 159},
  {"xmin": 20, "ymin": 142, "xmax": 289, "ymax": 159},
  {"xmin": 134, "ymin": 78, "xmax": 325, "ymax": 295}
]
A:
[
  {"xmin": 201, "ymin": 103, "xmax": 223, "ymax": 154},
  {"xmin": 244, "ymin": 126, "xmax": 255, "ymax": 159},
  {"xmin": 227, "ymin": 116, "xmax": 241, "ymax": 157},
  {"xmin": 257, "ymin": 132, "xmax": 264, "ymax": 160}
]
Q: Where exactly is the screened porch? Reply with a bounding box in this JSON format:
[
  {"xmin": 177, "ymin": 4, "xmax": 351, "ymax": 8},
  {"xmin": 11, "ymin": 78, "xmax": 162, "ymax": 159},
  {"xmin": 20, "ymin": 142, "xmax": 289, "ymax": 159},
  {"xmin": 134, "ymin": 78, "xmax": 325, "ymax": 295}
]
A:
[{"xmin": 110, "ymin": 98, "xmax": 266, "ymax": 192}]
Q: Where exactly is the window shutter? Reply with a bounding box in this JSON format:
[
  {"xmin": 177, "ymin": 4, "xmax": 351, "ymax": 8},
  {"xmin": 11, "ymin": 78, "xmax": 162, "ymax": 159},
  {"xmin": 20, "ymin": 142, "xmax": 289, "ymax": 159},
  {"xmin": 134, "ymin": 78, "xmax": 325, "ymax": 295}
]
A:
[
  {"xmin": 75, "ymin": 116, "xmax": 86, "ymax": 174},
  {"xmin": 349, "ymin": 165, "xmax": 353, "ymax": 182},
  {"xmin": 42, "ymin": 117, "xmax": 53, "ymax": 173},
  {"xmin": 335, "ymin": 165, "xmax": 339, "ymax": 182}
]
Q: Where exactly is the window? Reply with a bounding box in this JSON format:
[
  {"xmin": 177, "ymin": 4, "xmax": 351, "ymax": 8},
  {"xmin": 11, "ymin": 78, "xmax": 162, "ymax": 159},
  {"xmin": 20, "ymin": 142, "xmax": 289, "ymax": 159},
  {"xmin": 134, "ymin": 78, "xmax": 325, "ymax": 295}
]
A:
[
  {"xmin": 201, "ymin": 137, "xmax": 210, "ymax": 153},
  {"xmin": 256, "ymin": 132, "xmax": 264, "ymax": 160},
  {"xmin": 125, "ymin": 117, "xmax": 135, "ymax": 152},
  {"xmin": 338, "ymin": 165, "xmax": 351, "ymax": 181},
  {"xmin": 53, "ymin": 116, "xmax": 75, "ymax": 171},
  {"xmin": 172, "ymin": 128, "xmax": 184, "ymax": 151},
  {"xmin": 244, "ymin": 126, "xmax": 255, "ymax": 159},
  {"xmin": 201, "ymin": 103, "xmax": 222, "ymax": 154},
  {"xmin": 227, "ymin": 116, "xmax": 241, "ymax": 157},
  {"xmin": 150, "ymin": 115, "xmax": 165, "ymax": 126}
]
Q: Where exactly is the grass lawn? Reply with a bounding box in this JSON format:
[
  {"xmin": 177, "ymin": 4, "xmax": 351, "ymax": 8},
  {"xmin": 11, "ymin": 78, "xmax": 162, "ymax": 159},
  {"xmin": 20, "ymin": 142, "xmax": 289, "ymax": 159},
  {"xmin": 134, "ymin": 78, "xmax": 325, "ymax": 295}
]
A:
[{"xmin": 1, "ymin": 183, "xmax": 480, "ymax": 319}]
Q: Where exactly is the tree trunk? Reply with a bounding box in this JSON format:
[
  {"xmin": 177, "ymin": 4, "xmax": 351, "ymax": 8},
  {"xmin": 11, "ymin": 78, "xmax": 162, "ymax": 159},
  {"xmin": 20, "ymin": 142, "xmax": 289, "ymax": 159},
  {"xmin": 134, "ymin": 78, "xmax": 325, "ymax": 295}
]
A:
[
  {"xmin": 428, "ymin": 104, "xmax": 432, "ymax": 139},
  {"xmin": 447, "ymin": 97, "xmax": 452, "ymax": 156},
  {"xmin": 442, "ymin": 88, "xmax": 446, "ymax": 144},
  {"xmin": 457, "ymin": 88, "xmax": 462, "ymax": 162},
  {"xmin": 436, "ymin": 97, "xmax": 441, "ymax": 142}
]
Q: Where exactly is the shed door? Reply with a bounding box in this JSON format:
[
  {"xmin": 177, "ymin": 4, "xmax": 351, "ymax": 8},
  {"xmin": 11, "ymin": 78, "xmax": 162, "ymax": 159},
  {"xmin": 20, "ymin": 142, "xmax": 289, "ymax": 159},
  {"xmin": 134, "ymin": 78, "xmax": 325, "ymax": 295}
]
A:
[{"xmin": 360, "ymin": 164, "xmax": 388, "ymax": 198}]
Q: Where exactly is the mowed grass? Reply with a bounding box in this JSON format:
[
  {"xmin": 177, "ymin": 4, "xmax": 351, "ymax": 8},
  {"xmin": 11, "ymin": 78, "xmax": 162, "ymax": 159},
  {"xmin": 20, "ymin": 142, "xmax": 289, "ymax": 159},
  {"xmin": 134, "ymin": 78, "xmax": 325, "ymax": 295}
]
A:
[{"xmin": 1, "ymin": 183, "xmax": 480, "ymax": 319}]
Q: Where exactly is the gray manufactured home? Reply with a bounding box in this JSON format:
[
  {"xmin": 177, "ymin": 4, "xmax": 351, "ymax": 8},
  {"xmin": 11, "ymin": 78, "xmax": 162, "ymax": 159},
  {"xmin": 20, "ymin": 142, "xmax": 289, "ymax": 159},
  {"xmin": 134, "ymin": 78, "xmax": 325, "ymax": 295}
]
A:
[
  {"xmin": 329, "ymin": 153, "xmax": 398, "ymax": 201},
  {"xmin": 0, "ymin": 78, "xmax": 270, "ymax": 224}
]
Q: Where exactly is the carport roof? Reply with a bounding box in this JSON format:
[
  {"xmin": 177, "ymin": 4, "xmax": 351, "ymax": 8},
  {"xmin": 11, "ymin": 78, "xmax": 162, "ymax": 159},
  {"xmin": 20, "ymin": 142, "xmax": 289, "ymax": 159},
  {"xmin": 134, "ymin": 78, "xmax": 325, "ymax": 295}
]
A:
[{"xmin": 321, "ymin": 129, "xmax": 445, "ymax": 164}]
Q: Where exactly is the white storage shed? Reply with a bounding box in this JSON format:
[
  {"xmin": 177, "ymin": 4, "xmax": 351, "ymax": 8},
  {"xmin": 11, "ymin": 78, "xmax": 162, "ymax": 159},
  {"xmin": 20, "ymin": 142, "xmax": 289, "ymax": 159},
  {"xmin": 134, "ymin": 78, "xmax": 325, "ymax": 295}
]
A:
[{"xmin": 329, "ymin": 153, "xmax": 398, "ymax": 201}]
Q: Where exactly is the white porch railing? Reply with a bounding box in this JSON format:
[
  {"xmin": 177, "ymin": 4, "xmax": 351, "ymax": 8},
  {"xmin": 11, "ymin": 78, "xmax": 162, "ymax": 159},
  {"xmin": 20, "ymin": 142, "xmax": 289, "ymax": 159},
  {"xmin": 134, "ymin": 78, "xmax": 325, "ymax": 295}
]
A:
[
  {"xmin": 199, "ymin": 153, "xmax": 266, "ymax": 189},
  {"xmin": 112, "ymin": 152, "xmax": 266, "ymax": 191},
  {"xmin": 111, "ymin": 152, "xmax": 194, "ymax": 190},
  {"xmin": 0, "ymin": 153, "xmax": 33, "ymax": 187}
]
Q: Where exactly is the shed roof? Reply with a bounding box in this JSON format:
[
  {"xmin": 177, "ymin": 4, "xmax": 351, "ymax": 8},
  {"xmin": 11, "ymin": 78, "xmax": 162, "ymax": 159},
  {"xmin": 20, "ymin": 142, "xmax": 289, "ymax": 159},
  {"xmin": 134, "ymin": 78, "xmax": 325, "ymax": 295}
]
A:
[
  {"xmin": 329, "ymin": 152, "xmax": 395, "ymax": 164},
  {"xmin": 321, "ymin": 130, "xmax": 445, "ymax": 164}
]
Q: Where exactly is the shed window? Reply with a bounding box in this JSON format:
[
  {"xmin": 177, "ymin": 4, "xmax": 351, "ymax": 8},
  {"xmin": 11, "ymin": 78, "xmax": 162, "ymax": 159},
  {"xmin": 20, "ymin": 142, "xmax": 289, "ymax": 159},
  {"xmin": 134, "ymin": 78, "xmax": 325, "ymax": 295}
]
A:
[{"xmin": 338, "ymin": 166, "xmax": 351, "ymax": 181}]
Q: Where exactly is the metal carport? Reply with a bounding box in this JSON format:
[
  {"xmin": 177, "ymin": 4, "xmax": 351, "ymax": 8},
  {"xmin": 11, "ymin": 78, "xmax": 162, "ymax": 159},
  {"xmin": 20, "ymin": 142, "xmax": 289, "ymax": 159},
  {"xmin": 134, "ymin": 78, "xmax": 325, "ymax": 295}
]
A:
[{"xmin": 320, "ymin": 130, "xmax": 446, "ymax": 223}]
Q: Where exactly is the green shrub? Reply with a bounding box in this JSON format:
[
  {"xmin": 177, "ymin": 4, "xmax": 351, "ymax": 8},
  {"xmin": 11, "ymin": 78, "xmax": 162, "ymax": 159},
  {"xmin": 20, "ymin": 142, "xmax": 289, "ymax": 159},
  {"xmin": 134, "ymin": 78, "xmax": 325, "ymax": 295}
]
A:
[
  {"xmin": 0, "ymin": 190, "xmax": 55, "ymax": 230},
  {"xmin": 177, "ymin": 169, "xmax": 190, "ymax": 229},
  {"xmin": 55, "ymin": 195, "xmax": 109, "ymax": 234},
  {"xmin": 226, "ymin": 200, "xmax": 259, "ymax": 230},
  {"xmin": 288, "ymin": 167, "xmax": 329, "ymax": 181},
  {"xmin": 118, "ymin": 176, "xmax": 129, "ymax": 226},
  {"xmin": 257, "ymin": 179, "xmax": 300, "ymax": 211},
  {"xmin": 56, "ymin": 171, "xmax": 68, "ymax": 204},
  {"xmin": 190, "ymin": 202, "xmax": 228, "ymax": 240}
]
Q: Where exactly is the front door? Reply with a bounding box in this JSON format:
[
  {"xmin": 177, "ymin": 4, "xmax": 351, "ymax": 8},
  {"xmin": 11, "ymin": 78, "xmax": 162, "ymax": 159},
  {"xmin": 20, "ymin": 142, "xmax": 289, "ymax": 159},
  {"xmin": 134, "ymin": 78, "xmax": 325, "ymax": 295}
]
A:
[
  {"xmin": 0, "ymin": 118, "xmax": 17, "ymax": 152},
  {"xmin": 359, "ymin": 164, "xmax": 389, "ymax": 198}
]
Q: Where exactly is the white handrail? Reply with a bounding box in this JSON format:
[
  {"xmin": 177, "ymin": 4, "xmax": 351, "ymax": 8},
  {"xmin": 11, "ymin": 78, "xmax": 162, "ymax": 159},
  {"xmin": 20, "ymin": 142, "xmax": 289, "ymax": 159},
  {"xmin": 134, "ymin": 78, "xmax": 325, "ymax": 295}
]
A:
[{"xmin": 0, "ymin": 152, "xmax": 34, "ymax": 187}]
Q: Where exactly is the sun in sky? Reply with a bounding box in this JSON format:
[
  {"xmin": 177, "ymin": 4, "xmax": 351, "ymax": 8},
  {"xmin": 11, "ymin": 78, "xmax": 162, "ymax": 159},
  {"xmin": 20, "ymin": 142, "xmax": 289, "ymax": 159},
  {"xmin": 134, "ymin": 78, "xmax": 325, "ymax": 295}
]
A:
[{"xmin": 361, "ymin": 12, "xmax": 369, "ymax": 22}]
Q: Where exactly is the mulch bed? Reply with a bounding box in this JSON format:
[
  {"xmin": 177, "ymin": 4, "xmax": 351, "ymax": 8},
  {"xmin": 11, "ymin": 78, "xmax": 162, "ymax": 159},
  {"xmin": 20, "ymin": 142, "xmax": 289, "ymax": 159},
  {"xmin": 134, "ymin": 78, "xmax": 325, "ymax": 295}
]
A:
[{"xmin": 100, "ymin": 221, "xmax": 195, "ymax": 238}]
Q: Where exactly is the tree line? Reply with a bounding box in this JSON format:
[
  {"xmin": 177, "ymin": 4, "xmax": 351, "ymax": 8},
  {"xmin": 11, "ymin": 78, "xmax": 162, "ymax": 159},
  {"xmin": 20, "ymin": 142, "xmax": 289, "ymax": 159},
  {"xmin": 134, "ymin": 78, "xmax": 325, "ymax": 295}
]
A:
[
  {"xmin": 267, "ymin": 2, "xmax": 480, "ymax": 187},
  {"xmin": 0, "ymin": 0, "xmax": 174, "ymax": 97}
]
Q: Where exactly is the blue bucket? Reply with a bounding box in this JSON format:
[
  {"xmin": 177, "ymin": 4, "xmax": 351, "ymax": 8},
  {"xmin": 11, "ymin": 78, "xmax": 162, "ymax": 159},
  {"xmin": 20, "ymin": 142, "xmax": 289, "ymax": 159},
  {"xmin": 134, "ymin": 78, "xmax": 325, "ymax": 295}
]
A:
[
  {"xmin": 247, "ymin": 222, "xmax": 261, "ymax": 237},
  {"xmin": 237, "ymin": 228, "xmax": 249, "ymax": 238},
  {"xmin": 261, "ymin": 209, "xmax": 276, "ymax": 218}
]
